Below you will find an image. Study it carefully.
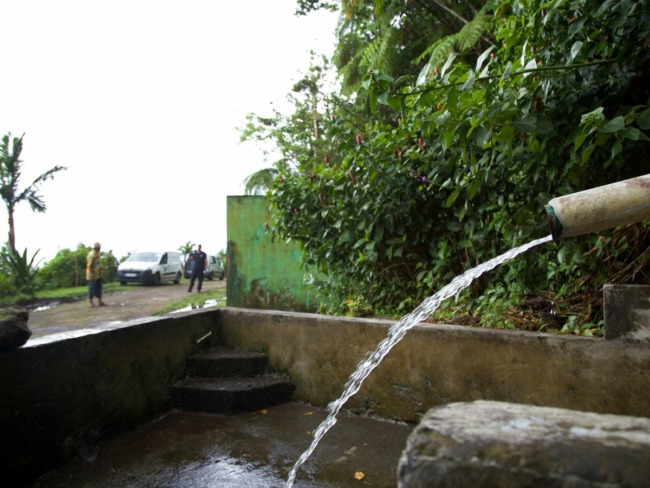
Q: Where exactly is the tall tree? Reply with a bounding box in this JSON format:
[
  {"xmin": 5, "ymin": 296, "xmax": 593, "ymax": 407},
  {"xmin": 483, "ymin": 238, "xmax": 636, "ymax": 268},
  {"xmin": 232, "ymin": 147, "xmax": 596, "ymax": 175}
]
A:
[
  {"xmin": 239, "ymin": 54, "xmax": 352, "ymax": 193},
  {"xmin": 0, "ymin": 132, "xmax": 67, "ymax": 254}
]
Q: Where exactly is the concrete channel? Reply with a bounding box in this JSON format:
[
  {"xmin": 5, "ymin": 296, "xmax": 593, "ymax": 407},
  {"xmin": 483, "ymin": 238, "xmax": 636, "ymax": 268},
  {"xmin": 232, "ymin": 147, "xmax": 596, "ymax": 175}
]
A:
[{"xmin": 2, "ymin": 306, "xmax": 650, "ymax": 487}]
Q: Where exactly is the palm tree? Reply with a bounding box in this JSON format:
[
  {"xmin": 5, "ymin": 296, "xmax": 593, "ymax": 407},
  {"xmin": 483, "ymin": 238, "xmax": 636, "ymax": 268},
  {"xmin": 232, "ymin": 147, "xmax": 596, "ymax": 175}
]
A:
[
  {"xmin": 243, "ymin": 167, "xmax": 278, "ymax": 195},
  {"xmin": 178, "ymin": 241, "xmax": 195, "ymax": 264},
  {"xmin": 0, "ymin": 132, "xmax": 67, "ymax": 254}
]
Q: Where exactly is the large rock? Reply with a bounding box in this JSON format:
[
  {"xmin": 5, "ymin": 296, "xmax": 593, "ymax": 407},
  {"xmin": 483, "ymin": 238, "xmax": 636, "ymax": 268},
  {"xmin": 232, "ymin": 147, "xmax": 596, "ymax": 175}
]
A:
[
  {"xmin": 398, "ymin": 400, "xmax": 650, "ymax": 488},
  {"xmin": 0, "ymin": 309, "xmax": 31, "ymax": 351}
]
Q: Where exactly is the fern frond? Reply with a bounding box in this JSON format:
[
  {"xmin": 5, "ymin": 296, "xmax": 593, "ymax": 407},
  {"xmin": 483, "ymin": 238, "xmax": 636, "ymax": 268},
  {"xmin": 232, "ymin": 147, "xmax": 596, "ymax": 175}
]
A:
[
  {"xmin": 457, "ymin": 14, "xmax": 493, "ymax": 52},
  {"xmin": 360, "ymin": 36, "xmax": 381, "ymax": 69},
  {"xmin": 422, "ymin": 35, "xmax": 458, "ymax": 72},
  {"xmin": 376, "ymin": 26, "xmax": 398, "ymax": 73}
]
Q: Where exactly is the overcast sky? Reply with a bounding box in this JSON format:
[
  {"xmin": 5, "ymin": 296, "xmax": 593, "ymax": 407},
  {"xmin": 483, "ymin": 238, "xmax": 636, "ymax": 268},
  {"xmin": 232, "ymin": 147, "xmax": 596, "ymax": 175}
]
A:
[{"xmin": 0, "ymin": 0, "xmax": 338, "ymax": 263}]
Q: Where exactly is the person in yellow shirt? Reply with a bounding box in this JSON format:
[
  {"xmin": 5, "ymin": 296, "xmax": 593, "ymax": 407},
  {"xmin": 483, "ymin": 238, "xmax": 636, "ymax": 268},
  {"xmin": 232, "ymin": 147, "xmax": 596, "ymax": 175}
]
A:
[{"xmin": 86, "ymin": 242, "xmax": 107, "ymax": 307}]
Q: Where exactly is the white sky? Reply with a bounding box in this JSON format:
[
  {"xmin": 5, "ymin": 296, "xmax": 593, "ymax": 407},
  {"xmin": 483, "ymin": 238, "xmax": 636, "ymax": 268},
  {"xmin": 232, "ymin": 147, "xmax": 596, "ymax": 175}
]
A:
[{"xmin": 0, "ymin": 0, "xmax": 339, "ymax": 263}]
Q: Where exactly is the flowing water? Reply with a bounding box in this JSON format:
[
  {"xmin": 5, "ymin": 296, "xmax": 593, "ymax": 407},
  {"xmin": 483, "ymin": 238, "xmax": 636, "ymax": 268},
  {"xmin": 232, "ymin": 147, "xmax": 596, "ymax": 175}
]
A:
[{"xmin": 285, "ymin": 234, "xmax": 553, "ymax": 487}]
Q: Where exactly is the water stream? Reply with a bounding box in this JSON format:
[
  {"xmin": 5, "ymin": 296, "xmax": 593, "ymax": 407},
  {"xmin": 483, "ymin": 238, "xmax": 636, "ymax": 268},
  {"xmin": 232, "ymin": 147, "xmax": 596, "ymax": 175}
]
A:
[{"xmin": 285, "ymin": 234, "xmax": 553, "ymax": 487}]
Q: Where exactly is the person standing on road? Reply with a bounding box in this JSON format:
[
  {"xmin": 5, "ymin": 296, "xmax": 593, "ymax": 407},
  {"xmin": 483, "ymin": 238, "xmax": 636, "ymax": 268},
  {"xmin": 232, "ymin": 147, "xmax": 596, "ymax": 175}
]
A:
[
  {"xmin": 87, "ymin": 242, "xmax": 107, "ymax": 307},
  {"xmin": 187, "ymin": 244, "xmax": 208, "ymax": 293}
]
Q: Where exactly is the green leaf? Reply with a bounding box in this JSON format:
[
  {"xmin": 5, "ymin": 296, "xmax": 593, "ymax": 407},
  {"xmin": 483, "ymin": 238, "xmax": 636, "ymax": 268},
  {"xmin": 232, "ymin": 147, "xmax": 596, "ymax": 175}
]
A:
[
  {"xmin": 624, "ymin": 127, "xmax": 641, "ymax": 141},
  {"xmin": 446, "ymin": 188, "xmax": 460, "ymax": 207},
  {"xmin": 416, "ymin": 62, "xmax": 431, "ymax": 86},
  {"xmin": 574, "ymin": 133, "xmax": 588, "ymax": 151},
  {"xmin": 475, "ymin": 46, "xmax": 494, "ymax": 73},
  {"xmin": 447, "ymin": 221, "xmax": 462, "ymax": 232},
  {"xmin": 636, "ymin": 107, "xmax": 650, "ymax": 130},
  {"xmin": 599, "ymin": 116, "xmax": 625, "ymax": 133},
  {"xmin": 387, "ymin": 94, "xmax": 403, "ymax": 110},
  {"xmin": 568, "ymin": 17, "xmax": 586, "ymax": 39},
  {"xmin": 468, "ymin": 176, "xmax": 481, "ymax": 200},
  {"xmin": 377, "ymin": 90, "xmax": 390, "ymax": 105},
  {"xmin": 461, "ymin": 70, "xmax": 475, "ymax": 91},
  {"xmin": 513, "ymin": 118, "xmax": 538, "ymax": 132},
  {"xmin": 532, "ymin": 120, "xmax": 553, "ymax": 134},
  {"xmin": 569, "ymin": 41, "xmax": 583, "ymax": 63},
  {"xmin": 369, "ymin": 91, "xmax": 378, "ymax": 114},
  {"xmin": 440, "ymin": 52, "xmax": 457, "ymax": 78},
  {"xmin": 501, "ymin": 62, "xmax": 512, "ymax": 81}
]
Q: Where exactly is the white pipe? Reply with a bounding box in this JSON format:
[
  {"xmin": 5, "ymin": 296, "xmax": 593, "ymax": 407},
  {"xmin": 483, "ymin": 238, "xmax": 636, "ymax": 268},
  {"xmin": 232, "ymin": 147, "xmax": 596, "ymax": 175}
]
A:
[{"xmin": 545, "ymin": 174, "xmax": 650, "ymax": 240}]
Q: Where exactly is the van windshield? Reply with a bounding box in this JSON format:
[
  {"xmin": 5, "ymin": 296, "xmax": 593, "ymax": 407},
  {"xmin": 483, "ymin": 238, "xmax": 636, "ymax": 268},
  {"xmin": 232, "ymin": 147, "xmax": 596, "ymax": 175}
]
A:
[{"xmin": 128, "ymin": 252, "xmax": 161, "ymax": 263}]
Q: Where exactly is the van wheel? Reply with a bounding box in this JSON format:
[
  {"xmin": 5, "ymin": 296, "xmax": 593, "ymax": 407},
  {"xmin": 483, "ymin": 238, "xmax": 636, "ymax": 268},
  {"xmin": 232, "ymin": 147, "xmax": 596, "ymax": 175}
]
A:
[
  {"xmin": 152, "ymin": 272, "xmax": 161, "ymax": 286},
  {"xmin": 120, "ymin": 281, "xmax": 127, "ymax": 286},
  {"xmin": 174, "ymin": 272, "xmax": 181, "ymax": 284}
]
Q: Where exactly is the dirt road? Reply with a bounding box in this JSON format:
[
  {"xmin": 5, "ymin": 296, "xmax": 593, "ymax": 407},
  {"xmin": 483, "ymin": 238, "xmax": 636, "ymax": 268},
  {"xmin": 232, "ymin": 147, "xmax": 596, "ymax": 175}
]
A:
[{"xmin": 25, "ymin": 279, "xmax": 226, "ymax": 339}]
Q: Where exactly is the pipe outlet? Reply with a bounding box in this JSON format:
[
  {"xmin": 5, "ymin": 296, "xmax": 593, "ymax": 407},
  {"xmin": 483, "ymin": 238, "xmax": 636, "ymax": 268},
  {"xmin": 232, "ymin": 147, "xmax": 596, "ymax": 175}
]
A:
[{"xmin": 545, "ymin": 174, "xmax": 650, "ymax": 240}]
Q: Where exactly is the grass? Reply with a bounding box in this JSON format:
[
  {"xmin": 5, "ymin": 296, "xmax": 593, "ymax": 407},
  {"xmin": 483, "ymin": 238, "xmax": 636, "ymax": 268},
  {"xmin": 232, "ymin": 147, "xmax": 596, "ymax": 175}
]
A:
[
  {"xmin": 1, "ymin": 282, "xmax": 227, "ymax": 316},
  {"xmin": 155, "ymin": 289, "xmax": 227, "ymax": 315},
  {"xmin": 36, "ymin": 283, "xmax": 124, "ymax": 300}
]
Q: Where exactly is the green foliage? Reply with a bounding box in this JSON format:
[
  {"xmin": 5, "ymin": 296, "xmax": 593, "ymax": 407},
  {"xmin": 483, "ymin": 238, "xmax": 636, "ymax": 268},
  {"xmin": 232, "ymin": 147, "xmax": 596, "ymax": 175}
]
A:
[
  {"xmin": 250, "ymin": 0, "xmax": 650, "ymax": 331},
  {"xmin": 2, "ymin": 247, "xmax": 42, "ymax": 295},
  {"xmin": 37, "ymin": 244, "xmax": 120, "ymax": 290},
  {"xmin": 178, "ymin": 241, "xmax": 195, "ymax": 263},
  {"xmin": 332, "ymin": 0, "xmax": 491, "ymax": 94},
  {"xmin": 0, "ymin": 271, "xmax": 11, "ymax": 298}
]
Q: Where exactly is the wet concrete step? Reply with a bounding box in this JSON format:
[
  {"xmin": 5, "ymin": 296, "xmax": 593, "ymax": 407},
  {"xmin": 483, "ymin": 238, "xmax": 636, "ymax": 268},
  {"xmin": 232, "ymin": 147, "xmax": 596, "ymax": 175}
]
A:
[
  {"xmin": 187, "ymin": 347, "xmax": 268, "ymax": 378},
  {"xmin": 172, "ymin": 375, "xmax": 296, "ymax": 414}
]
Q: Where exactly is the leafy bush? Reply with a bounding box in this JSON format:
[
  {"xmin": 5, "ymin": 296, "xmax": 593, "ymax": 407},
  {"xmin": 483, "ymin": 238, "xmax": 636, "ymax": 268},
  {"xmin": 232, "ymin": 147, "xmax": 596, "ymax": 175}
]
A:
[
  {"xmin": 259, "ymin": 0, "xmax": 650, "ymax": 331},
  {"xmin": 38, "ymin": 244, "xmax": 119, "ymax": 290}
]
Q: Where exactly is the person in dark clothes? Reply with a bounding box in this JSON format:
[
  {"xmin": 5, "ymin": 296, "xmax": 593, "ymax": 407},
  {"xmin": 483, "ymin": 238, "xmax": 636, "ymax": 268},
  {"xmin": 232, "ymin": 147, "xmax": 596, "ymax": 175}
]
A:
[{"xmin": 187, "ymin": 244, "xmax": 208, "ymax": 293}]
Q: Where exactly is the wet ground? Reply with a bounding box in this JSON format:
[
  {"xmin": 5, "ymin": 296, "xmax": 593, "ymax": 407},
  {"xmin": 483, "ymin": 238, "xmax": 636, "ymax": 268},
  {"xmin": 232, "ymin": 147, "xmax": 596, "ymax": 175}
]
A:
[
  {"xmin": 20, "ymin": 280, "xmax": 414, "ymax": 487},
  {"xmin": 24, "ymin": 279, "xmax": 226, "ymax": 339},
  {"xmin": 30, "ymin": 401, "xmax": 414, "ymax": 488}
]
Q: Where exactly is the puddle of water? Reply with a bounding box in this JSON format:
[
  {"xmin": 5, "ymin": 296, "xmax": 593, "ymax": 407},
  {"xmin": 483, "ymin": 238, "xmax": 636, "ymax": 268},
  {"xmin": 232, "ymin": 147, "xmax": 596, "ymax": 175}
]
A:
[
  {"xmin": 33, "ymin": 305, "xmax": 53, "ymax": 312},
  {"xmin": 169, "ymin": 298, "xmax": 224, "ymax": 314},
  {"xmin": 32, "ymin": 300, "xmax": 62, "ymax": 312},
  {"xmin": 32, "ymin": 403, "xmax": 409, "ymax": 488}
]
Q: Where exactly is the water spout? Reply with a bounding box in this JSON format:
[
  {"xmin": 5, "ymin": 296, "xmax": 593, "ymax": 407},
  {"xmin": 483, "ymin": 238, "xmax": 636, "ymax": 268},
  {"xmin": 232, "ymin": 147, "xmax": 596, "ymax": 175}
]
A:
[
  {"xmin": 285, "ymin": 235, "xmax": 553, "ymax": 487},
  {"xmin": 545, "ymin": 174, "xmax": 650, "ymax": 240}
]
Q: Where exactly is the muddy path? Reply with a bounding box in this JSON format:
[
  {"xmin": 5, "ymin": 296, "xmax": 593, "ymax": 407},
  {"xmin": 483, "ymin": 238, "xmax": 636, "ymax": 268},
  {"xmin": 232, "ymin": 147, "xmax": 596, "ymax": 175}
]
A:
[{"xmin": 24, "ymin": 279, "xmax": 226, "ymax": 339}]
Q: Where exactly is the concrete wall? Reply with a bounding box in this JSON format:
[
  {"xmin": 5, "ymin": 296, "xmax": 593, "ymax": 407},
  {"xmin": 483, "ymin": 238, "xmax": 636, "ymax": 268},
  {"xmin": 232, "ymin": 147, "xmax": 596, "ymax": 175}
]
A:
[
  {"xmin": 226, "ymin": 195, "xmax": 316, "ymax": 312},
  {"xmin": 2, "ymin": 307, "xmax": 650, "ymax": 484},
  {"xmin": 216, "ymin": 308, "xmax": 650, "ymax": 421},
  {"xmin": 0, "ymin": 313, "xmax": 218, "ymax": 485}
]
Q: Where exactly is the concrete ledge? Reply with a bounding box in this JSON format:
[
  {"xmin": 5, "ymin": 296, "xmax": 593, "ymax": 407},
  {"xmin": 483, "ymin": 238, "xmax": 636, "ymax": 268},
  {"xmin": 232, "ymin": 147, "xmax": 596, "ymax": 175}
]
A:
[
  {"xmin": 604, "ymin": 284, "xmax": 650, "ymax": 341},
  {"xmin": 217, "ymin": 308, "xmax": 650, "ymax": 421},
  {"xmin": 0, "ymin": 309, "xmax": 218, "ymax": 485},
  {"xmin": 3, "ymin": 307, "xmax": 650, "ymax": 484},
  {"xmin": 398, "ymin": 400, "xmax": 650, "ymax": 488}
]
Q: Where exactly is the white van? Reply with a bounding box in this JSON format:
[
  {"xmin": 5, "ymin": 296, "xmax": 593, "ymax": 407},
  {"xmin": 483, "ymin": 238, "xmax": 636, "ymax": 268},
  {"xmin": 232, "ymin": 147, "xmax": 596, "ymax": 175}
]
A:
[{"xmin": 117, "ymin": 251, "xmax": 183, "ymax": 285}]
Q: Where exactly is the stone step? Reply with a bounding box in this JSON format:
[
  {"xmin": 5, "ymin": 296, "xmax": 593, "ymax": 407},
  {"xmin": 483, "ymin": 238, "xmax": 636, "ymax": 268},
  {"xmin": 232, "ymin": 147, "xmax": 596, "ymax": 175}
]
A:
[
  {"xmin": 172, "ymin": 375, "xmax": 295, "ymax": 414},
  {"xmin": 187, "ymin": 347, "xmax": 268, "ymax": 378},
  {"xmin": 398, "ymin": 400, "xmax": 650, "ymax": 488}
]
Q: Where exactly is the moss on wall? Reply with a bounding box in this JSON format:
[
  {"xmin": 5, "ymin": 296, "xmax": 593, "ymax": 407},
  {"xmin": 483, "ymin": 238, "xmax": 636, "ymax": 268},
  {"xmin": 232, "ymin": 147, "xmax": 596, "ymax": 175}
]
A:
[{"xmin": 226, "ymin": 196, "xmax": 316, "ymax": 312}]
